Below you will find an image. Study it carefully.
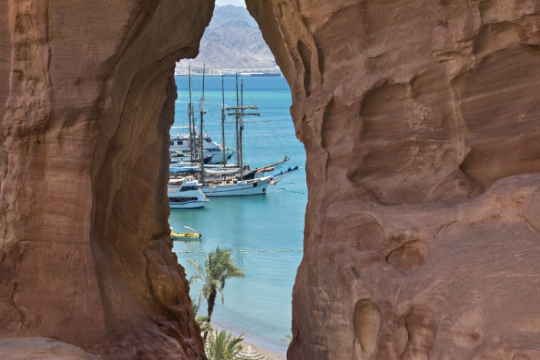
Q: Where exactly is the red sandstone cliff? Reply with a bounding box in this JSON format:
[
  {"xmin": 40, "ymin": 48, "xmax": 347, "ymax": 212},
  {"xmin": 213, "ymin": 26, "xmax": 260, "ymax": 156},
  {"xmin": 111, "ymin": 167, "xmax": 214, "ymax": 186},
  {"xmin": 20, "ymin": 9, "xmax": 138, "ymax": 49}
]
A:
[
  {"xmin": 1, "ymin": 0, "xmax": 540, "ymax": 359},
  {"xmin": 247, "ymin": 0, "xmax": 540, "ymax": 359},
  {"xmin": 0, "ymin": 0, "xmax": 213, "ymax": 358}
]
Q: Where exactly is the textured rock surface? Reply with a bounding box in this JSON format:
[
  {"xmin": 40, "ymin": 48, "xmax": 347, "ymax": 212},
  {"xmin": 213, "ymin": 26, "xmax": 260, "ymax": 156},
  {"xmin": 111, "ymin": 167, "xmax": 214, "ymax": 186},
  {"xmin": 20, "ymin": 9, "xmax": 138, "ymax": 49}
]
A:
[
  {"xmin": 0, "ymin": 0, "xmax": 213, "ymax": 358},
  {"xmin": 2, "ymin": 0, "xmax": 540, "ymax": 359},
  {"xmin": 0, "ymin": 337, "xmax": 99, "ymax": 360},
  {"xmin": 247, "ymin": 0, "xmax": 540, "ymax": 359}
]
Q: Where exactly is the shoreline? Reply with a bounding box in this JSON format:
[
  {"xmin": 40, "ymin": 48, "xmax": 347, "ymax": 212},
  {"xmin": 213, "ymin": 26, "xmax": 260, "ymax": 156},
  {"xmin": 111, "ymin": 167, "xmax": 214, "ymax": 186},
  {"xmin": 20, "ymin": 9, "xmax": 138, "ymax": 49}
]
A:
[{"xmin": 209, "ymin": 321, "xmax": 287, "ymax": 360}]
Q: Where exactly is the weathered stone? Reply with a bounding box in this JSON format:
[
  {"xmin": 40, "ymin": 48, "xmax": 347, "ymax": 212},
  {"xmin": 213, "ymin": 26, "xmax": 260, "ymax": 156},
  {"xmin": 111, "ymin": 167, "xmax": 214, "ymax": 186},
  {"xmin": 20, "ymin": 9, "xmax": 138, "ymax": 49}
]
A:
[
  {"xmin": 2, "ymin": 0, "xmax": 540, "ymax": 359},
  {"xmin": 247, "ymin": 1, "xmax": 540, "ymax": 359},
  {"xmin": 0, "ymin": 0, "xmax": 212, "ymax": 358},
  {"xmin": 0, "ymin": 337, "xmax": 98, "ymax": 360}
]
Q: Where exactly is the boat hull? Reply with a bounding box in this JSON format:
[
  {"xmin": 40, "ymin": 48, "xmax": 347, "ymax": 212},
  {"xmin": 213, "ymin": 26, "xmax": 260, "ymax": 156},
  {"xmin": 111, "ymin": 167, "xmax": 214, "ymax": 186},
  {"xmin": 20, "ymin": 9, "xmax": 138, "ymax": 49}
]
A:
[
  {"xmin": 202, "ymin": 176, "xmax": 273, "ymax": 197},
  {"xmin": 171, "ymin": 233, "xmax": 201, "ymax": 240},
  {"xmin": 169, "ymin": 201, "xmax": 207, "ymax": 209},
  {"xmin": 206, "ymin": 148, "xmax": 236, "ymax": 164}
]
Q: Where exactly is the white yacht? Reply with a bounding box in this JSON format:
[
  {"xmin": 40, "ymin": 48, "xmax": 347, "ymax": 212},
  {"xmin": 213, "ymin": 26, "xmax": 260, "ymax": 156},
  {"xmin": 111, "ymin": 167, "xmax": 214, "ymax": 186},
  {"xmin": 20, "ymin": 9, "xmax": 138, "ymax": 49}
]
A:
[
  {"xmin": 168, "ymin": 176, "xmax": 209, "ymax": 209},
  {"xmin": 170, "ymin": 129, "xmax": 235, "ymax": 165}
]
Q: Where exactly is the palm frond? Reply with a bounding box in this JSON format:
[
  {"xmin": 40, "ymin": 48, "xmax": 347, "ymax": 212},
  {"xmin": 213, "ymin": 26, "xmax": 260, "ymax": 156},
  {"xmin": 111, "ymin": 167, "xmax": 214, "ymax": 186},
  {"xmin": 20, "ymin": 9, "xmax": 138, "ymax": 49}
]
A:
[
  {"xmin": 196, "ymin": 315, "xmax": 213, "ymax": 333},
  {"xmin": 188, "ymin": 246, "xmax": 244, "ymax": 321},
  {"xmin": 205, "ymin": 330, "xmax": 244, "ymax": 360},
  {"xmin": 187, "ymin": 258, "xmax": 205, "ymax": 281},
  {"xmin": 192, "ymin": 300, "xmax": 199, "ymax": 315}
]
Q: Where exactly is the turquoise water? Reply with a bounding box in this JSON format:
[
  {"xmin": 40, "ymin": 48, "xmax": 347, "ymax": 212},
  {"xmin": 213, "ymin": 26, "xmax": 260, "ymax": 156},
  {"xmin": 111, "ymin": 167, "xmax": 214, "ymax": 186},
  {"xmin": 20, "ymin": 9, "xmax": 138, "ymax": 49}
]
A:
[{"xmin": 170, "ymin": 75, "xmax": 306, "ymax": 355}]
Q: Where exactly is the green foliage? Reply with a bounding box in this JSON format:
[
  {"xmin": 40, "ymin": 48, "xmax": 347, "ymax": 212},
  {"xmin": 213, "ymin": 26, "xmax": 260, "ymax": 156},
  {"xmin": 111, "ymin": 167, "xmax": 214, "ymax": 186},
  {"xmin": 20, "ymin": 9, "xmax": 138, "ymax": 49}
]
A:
[
  {"xmin": 197, "ymin": 315, "xmax": 213, "ymax": 334},
  {"xmin": 191, "ymin": 299, "xmax": 200, "ymax": 316},
  {"xmin": 189, "ymin": 246, "xmax": 245, "ymax": 342},
  {"xmin": 282, "ymin": 333, "xmax": 292, "ymax": 343},
  {"xmin": 188, "ymin": 246, "xmax": 245, "ymax": 322},
  {"xmin": 191, "ymin": 295, "xmax": 213, "ymax": 334},
  {"xmin": 205, "ymin": 330, "xmax": 244, "ymax": 360}
]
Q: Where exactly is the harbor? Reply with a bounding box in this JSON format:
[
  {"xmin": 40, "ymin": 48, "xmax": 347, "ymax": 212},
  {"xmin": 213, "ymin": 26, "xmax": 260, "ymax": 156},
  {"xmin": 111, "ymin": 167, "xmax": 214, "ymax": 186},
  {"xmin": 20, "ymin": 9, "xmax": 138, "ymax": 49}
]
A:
[{"xmin": 170, "ymin": 74, "xmax": 306, "ymax": 356}]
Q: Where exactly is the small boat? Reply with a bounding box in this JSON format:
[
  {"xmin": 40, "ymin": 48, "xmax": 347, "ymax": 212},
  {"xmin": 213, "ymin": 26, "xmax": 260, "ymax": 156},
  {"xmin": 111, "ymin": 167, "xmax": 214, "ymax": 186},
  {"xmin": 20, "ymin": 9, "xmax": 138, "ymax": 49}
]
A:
[
  {"xmin": 168, "ymin": 176, "xmax": 209, "ymax": 209},
  {"xmin": 171, "ymin": 226, "xmax": 201, "ymax": 240}
]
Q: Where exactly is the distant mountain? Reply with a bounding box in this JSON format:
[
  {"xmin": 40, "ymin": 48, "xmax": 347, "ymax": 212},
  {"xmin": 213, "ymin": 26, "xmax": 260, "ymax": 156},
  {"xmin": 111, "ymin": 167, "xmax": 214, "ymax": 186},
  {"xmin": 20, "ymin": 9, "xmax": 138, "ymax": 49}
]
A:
[{"xmin": 175, "ymin": 5, "xmax": 279, "ymax": 75}]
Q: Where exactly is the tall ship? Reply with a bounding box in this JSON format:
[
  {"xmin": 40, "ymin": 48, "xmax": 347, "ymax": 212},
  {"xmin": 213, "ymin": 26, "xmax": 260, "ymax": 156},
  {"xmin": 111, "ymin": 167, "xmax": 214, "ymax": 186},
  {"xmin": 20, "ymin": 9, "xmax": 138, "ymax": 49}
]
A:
[
  {"xmin": 169, "ymin": 67, "xmax": 299, "ymax": 199},
  {"xmin": 195, "ymin": 69, "xmax": 284, "ymax": 197}
]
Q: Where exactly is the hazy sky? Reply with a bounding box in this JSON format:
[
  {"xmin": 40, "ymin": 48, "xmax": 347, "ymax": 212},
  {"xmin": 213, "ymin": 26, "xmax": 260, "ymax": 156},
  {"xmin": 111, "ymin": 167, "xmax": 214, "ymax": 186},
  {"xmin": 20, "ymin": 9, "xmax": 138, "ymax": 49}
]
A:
[{"xmin": 216, "ymin": 0, "xmax": 246, "ymax": 7}]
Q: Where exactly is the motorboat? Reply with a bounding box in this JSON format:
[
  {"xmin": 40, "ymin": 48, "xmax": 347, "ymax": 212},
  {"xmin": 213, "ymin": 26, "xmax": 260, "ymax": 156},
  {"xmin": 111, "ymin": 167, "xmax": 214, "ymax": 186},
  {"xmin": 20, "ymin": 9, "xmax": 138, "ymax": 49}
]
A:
[
  {"xmin": 171, "ymin": 226, "xmax": 201, "ymax": 240},
  {"xmin": 168, "ymin": 176, "xmax": 209, "ymax": 209},
  {"xmin": 170, "ymin": 130, "xmax": 235, "ymax": 165}
]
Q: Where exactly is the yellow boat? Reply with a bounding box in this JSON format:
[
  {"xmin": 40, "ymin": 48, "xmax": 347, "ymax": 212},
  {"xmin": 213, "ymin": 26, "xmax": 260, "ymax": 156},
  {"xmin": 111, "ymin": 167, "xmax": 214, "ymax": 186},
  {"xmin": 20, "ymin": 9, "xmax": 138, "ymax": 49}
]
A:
[{"xmin": 171, "ymin": 226, "xmax": 201, "ymax": 240}]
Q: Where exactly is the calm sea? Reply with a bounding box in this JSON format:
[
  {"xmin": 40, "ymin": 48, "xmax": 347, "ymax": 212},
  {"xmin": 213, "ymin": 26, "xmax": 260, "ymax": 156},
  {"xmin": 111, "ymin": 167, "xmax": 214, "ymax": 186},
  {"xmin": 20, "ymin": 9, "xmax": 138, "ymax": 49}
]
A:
[{"xmin": 170, "ymin": 74, "xmax": 306, "ymax": 355}]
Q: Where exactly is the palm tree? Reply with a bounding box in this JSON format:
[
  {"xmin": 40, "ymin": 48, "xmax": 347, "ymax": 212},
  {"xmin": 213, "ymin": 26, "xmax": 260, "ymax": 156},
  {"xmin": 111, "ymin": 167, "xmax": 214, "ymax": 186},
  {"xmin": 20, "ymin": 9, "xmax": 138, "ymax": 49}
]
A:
[
  {"xmin": 188, "ymin": 246, "xmax": 245, "ymax": 340},
  {"xmin": 205, "ymin": 330, "xmax": 244, "ymax": 360},
  {"xmin": 191, "ymin": 300, "xmax": 213, "ymax": 334}
]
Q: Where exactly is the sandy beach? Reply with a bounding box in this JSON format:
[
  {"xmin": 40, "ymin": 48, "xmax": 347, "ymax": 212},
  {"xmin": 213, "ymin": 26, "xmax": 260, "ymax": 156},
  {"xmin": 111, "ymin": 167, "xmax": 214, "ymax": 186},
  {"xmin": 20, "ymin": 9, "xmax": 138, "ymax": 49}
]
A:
[
  {"xmin": 238, "ymin": 342, "xmax": 286, "ymax": 360},
  {"xmin": 210, "ymin": 322, "xmax": 287, "ymax": 360}
]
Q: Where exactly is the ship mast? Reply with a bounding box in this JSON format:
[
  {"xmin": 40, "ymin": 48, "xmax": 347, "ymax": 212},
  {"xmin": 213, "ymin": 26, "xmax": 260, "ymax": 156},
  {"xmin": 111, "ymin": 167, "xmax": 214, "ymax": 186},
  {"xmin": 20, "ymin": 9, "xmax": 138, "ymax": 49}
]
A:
[
  {"xmin": 199, "ymin": 65, "xmax": 206, "ymax": 181},
  {"xmin": 235, "ymin": 73, "xmax": 239, "ymax": 170},
  {"xmin": 226, "ymin": 74, "xmax": 259, "ymax": 180},
  {"xmin": 239, "ymin": 79, "xmax": 244, "ymax": 175},
  {"xmin": 221, "ymin": 72, "xmax": 226, "ymax": 165},
  {"xmin": 188, "ymin": 64, "xmax": 195, "ymax": 160}
]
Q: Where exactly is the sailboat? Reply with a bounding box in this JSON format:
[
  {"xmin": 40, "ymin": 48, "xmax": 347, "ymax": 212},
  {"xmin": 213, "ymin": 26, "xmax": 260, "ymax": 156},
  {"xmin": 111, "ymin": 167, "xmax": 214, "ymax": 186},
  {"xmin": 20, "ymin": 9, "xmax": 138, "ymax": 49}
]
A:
[{"xmin": 198, "ymin": 71, "xmax": 274, "ymax": 197}]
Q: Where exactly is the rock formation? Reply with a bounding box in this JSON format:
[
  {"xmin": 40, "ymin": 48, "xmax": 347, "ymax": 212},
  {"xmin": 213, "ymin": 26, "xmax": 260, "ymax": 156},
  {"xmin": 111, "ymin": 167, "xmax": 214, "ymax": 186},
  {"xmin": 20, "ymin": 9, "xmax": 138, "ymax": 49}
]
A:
[
  {"xmin": 0, "ymin": 338, "xmax": 99, "ymax": 360},
  {"xmin": 0, "ymin": 0, "xmax": 214, "ymax": 358},
  {"xmin": 2, "ymin": 0, "xmax": 540, "ymax": 359},
  {"xmin": 246, "ymin": 0, "xmax": 540, "ymax": 359}
]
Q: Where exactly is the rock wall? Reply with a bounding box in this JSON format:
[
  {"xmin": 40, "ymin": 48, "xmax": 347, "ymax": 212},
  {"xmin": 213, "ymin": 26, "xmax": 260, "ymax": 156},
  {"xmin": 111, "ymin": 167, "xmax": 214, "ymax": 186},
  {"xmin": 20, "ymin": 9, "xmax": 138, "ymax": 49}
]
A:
[
  {"xmin": 1, "ymin": 0, "xmax": 540, "ymax": 359},
  {"xmin": 247, "ymin": 0, "xmax": 540, "ymax": 359},
  {"xmin": 0, "ymin": 0, "xmax": 213, "ymax": 358}
]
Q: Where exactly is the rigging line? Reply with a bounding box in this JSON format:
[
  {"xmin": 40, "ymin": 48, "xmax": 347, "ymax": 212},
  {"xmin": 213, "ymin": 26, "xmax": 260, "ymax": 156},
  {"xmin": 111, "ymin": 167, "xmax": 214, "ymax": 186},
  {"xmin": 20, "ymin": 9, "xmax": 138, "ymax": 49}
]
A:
[
  {"xmin": 275, "ymin": 186, "xmax": 306, "ymax": 195},
  {"xmin": 267, "ymin": 124, "xmax": 296, "ymax": 163},
  {"xmin": 243, "ymin": 129, "xmax": 264, "ymax": 166},
  {"xmin": 203, "ymin": 99, "xmax": 222, "ymax": 107},
  {"xmin": 241, "ymin": 83, "xmax": 258, "ymax": 107}
]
